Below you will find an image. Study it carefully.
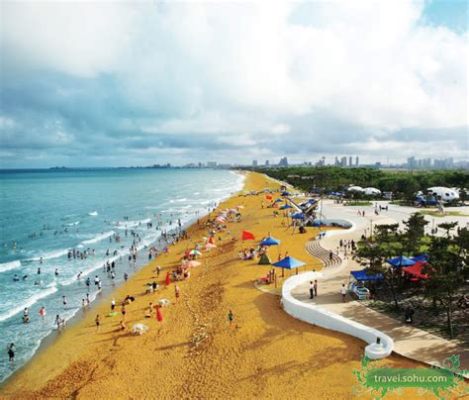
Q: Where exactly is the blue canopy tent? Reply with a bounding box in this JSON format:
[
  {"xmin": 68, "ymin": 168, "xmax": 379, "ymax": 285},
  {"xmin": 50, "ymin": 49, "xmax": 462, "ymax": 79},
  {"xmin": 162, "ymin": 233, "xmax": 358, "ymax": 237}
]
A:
[
  {"xmin": 412, "ymin": 254, "xmax": 429, "ymax": 263},
  {"xmin": 291, "ymin": 212, "xmax": 305, "ymax": 220},
  {"xmin": 351, "ymin": 269, "xmax": 384, "ymax": 282},
  {"xmin": 273, "ymin": 256, "xmax": 305, "ymax": 276},
  {"xmin": 387, "ymin": 256, "xmax": 416, "ymax": 268},
  {"xmin": 260, "ymin": 236, "xmax": 280, "ymax": 246}
]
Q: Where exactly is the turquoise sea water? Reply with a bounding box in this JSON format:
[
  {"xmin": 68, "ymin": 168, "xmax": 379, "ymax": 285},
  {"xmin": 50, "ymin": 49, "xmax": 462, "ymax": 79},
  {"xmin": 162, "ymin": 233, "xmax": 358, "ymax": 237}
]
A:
[{"xmin": 0, "ymin": 168, "xmax": 243, "ymax": 382}]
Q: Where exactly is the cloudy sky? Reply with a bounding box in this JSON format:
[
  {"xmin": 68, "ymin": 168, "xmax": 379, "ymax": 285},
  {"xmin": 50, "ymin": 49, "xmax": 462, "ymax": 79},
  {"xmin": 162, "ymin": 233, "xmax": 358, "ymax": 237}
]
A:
[{"xmin": 0, "ymin": 0, "xmax": 467, "ymax": 168}]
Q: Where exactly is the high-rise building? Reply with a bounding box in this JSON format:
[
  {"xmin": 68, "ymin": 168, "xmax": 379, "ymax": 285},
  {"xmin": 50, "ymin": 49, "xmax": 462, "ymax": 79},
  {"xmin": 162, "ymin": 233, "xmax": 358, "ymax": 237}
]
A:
[
  {"xmin": 407, "ymin": 156, "xmax": 416, "ymax": 169},
  {"xmin": 334, "ymin": 156, "xmax": 340, "ymax": 166},
  {"xmin": 349, "ymin": 156, "xmax": 353, "ymax": 167},
  {"xmin": 340, "ymin": 156, "xmax": 347, "ymax": 167},
  {"xmin": 252, "ymin": 160, "xmax": 258, "ymax": 167},
  {"xmin": 278, "ymin": 157, "xmax": 289, "ymax": 167},
  {"xmin": 355, "ymin": 156, "xmax": 359, "ymax": 166},
  {"xmin": 265, "ymin": 160, "xmax": 270, "ymax": 166}
]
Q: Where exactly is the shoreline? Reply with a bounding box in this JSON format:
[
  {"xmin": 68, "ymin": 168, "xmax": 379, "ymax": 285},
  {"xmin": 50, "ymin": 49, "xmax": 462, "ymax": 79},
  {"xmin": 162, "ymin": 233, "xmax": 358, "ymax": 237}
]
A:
[
  {"xmin": 1, "ymin": 172, "xmax": 429, "ymax": 399},
  {"xmin": 0, "ymin": 171, "xmax": 246, "ymax": 386}
]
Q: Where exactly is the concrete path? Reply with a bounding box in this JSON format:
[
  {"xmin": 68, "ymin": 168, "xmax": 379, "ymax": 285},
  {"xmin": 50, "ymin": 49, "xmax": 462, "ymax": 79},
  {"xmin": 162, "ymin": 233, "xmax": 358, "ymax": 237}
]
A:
[{"xmin": 292, "ymin": 200, "xmax": 469, "ymax": 375}]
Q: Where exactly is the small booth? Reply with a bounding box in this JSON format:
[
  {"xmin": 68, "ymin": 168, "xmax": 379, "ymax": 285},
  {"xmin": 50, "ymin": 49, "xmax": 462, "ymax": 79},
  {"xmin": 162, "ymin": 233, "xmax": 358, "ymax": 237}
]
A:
[{"xmin": 349, "ymin": 269, "xmax": 384, "ymax": 300}]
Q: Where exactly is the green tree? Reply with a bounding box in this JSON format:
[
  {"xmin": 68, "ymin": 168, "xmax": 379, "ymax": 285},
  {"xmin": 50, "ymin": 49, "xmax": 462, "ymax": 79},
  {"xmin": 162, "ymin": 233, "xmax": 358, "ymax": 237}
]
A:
[
  {"xmin": 402, "ymin": 213, "xmax": 429, "ymax": 254},
  {"xmin": 425, "ymin": 232, "xmax": 468, "ymax": 338},
  {"xmin": 438, "ymin": 222, "xmax": 458, "ymax": 237}
]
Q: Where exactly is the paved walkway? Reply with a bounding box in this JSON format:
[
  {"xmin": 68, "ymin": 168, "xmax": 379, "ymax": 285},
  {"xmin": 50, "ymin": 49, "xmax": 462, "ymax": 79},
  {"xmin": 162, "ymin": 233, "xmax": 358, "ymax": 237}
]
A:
[{"xmin": 292, "ymin": 200, "xmax": 469, "ymax": 375}]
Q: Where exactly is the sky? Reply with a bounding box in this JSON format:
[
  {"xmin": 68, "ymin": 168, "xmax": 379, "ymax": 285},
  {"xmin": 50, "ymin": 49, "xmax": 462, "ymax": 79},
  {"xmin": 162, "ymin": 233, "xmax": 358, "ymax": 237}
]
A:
[{"xmin": 0, "ymin": 0, "xmax": 468, "ymax": 168}]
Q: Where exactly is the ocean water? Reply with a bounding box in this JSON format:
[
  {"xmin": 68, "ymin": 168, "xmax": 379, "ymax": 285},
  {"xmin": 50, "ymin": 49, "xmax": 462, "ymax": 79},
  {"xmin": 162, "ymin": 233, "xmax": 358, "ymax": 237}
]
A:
[{"xmin": 0, "ymin": 168, "xmax": 244, "ymax": 382}]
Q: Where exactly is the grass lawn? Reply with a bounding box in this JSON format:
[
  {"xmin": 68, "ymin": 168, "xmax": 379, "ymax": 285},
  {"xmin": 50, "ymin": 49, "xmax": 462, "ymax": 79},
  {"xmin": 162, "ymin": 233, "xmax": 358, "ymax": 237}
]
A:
[{"xmin": 418, "ymin": 210, "xmax": 469, "ymax": 218}]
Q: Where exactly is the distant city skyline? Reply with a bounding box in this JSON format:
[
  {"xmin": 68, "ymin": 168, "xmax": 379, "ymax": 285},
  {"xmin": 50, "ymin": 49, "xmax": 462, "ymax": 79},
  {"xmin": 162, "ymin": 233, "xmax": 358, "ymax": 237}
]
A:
[{"xmin": 1, "ymin": 1, "xmax": 467, "ymax": 168}]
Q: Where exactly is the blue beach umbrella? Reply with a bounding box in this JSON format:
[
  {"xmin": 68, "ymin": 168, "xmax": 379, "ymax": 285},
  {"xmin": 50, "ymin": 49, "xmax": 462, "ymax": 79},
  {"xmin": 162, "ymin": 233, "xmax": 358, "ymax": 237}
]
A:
[
  {"xmin": 279, "ymin": 204, "xmax": 293, "ymax": 210},
  {"xmin": 387, "ymin": 256, "xmax": 416, "ymax": 268},
  {"xmin": 274, "ymin": 198, "xmax": 283, "ymax": 203},
  {"xmin": 281, "ymin": 191, "xmax": 290, "ymax": 196},
  {"xmin": 260, "ymin": 236, "xmax": 281, "ymax": 246},
  {"xmin": 273, "ymin": 256, "xmax": 306, "ymax": 276}
]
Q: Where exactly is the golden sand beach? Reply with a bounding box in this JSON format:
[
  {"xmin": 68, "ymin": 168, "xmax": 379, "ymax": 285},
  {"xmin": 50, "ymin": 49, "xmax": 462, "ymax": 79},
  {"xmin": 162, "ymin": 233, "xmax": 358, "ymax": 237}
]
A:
[{"xmin": 1, "ymin": 172, "xmax": 433, "ymax": 399}]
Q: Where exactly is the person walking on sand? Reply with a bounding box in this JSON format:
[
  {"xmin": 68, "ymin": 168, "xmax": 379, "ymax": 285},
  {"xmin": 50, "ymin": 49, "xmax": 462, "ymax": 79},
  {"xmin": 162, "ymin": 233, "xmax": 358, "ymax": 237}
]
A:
[
  {"xmin": 121, "ymin": 304, "xmax": 127, "ymax": 320},
  {"xmin": 227, "ymin": 310, "xmax": 234, "ymax": 326},
  {"xmin": 95, "ymin": 314, "xmax": 101, "ymax": 332},
  {"xmin": 175, "ymin": 285, "xmax": 180, "ymax": 303},
  {"xmin": 7, "ymin": 343, "xmax": 15, "ymax": 366},
  {"xmin": 111, "ymin": 298, "xmax": 116, "ymax": 312},
  {"xmin": 309, "ymin": 281, "xmax": 314, "ymax": 299},
  {"xmin": 341, "ymin": 284, "xmax": 347, "ymax": 302},
  {"xmin": 156, "ymin": 265, "xmax": 161, "ymax": 277},
  {"xmin": 314, "ymin": 280, "xmax": 318, "ymax": 297}
]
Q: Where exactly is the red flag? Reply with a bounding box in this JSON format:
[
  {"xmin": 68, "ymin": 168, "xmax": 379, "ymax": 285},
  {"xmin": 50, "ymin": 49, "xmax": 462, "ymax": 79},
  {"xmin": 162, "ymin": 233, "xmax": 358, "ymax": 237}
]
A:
[{"xmin": 241, "ymin": 230, "xmax": 255, "ymax": 241}]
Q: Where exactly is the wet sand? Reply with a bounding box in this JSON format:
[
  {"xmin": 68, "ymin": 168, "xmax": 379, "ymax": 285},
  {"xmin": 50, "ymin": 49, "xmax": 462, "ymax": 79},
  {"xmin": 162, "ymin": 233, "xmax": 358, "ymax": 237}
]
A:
[{"xmin": 1, "ymin": 172, "xmax": 432, "ymax": 399}]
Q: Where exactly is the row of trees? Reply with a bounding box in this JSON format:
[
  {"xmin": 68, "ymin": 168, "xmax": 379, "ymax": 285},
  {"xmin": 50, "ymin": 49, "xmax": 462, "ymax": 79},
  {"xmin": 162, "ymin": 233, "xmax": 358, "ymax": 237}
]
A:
[
  {"xmin": 354, "ymin": 214, "xmax": 468, "ymax": 338},
  {"xmin": 254, "ymin": 166, "xmax": 469, "ymax": 201}
]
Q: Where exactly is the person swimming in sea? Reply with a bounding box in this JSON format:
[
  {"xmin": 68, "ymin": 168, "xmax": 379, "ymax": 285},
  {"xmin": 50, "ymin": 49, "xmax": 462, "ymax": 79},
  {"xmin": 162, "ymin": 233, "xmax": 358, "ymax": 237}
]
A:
[
  {"xmin": 13, "ymin": 274, "xmax": 19, "ymax": 282},
  {"xmin": 22, "ymin": 308, "xmax": 30, "ymax": 323}
]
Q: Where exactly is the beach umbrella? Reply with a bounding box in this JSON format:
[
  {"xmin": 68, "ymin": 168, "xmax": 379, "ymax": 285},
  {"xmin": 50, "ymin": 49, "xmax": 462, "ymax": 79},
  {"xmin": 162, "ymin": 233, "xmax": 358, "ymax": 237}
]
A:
[
  {"xmin": 273, "ymin": 256, "xmax": 306, "ymax": 276},
  {"xmin": 274, "ymin": 198, "xmax": 283, "ymax": 203},
  {"xmin": 205, "ymin": 243, "xmax": 217, "ymax": 250},
  {"xmin": 279, "ymin": 204, "xmax": 293, "ymax": 210},
  {"xmin": 387, "ymin": 256, "xmax": 416, "ymax": 268},
  {"xmin": 281, "ymin": 191, "xmax": 290, "ymax": 197},
  {"xmin": 190, "ymin": 249, "xmax": 202, "ymax": 256},
  {"xmin": 258, "ymin": 253, "xmax": 271, "ymax": 265},
  {"xmin": 260, "ymin": 236, "xmax": 280, "ymax": 246},
  {"xmin": 241, "ymin": 230, "xmax": 255, "ymax": 241},
  {"xmin": 216, "ymin": 216, "xmax": 226, "ymax": 223},
  {"xmin": 265, "ymin": 195, "xmax": 273, "ymax": 200}
]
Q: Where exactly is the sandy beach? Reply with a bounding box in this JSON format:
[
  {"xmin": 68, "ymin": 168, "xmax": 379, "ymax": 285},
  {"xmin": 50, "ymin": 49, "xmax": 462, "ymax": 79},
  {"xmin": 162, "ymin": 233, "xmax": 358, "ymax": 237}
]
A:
[{"xmin": 1, "ymin": 172, "xmax": 433, "ymax": 400}]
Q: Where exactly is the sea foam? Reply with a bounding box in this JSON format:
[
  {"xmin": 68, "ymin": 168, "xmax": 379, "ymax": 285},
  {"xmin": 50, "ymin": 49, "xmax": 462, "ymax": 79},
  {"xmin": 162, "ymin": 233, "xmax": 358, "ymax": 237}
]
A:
[{"xmin": 0, "ymin": 260, "xmax": 21, "ymax": 273}]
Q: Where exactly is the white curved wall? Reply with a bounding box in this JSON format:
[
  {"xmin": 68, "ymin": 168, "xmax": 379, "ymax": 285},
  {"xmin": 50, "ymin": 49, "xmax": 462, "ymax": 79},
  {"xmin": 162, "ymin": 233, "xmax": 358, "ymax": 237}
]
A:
[{"xmin": 281, "ymin": 272, "xmax": 393, "ymax": 360}]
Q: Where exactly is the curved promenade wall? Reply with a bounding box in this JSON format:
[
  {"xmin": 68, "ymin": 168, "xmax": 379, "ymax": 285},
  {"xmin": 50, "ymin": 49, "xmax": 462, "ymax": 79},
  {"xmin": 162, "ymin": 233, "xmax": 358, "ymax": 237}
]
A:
[{"xmin": 281, "ymin": 271, "xmax": 393, "ymax": 360}]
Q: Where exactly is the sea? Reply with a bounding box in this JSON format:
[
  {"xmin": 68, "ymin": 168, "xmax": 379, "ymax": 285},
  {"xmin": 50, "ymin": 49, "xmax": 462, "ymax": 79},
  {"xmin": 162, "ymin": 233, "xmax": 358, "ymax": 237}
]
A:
[{"xmin": 0, "ymin": 168, "xmax": 244, "ymax": 382}]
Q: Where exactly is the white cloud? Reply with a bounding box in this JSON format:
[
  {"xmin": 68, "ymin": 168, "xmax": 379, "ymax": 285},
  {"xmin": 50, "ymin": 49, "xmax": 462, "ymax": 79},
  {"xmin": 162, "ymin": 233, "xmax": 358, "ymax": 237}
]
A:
[{"xmin": 0, "ymin": 0, "xmax": 467, "ymax": 166}]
